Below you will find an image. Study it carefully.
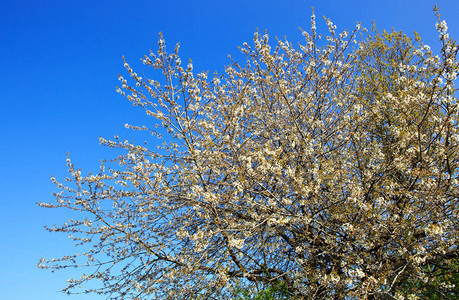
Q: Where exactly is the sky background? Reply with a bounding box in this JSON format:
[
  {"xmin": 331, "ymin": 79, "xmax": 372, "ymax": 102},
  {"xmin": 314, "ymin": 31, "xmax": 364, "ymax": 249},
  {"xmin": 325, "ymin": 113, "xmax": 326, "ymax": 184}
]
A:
[{"xmin": 1, "ymin": 0, "xmax": 458, "ymax": 299}]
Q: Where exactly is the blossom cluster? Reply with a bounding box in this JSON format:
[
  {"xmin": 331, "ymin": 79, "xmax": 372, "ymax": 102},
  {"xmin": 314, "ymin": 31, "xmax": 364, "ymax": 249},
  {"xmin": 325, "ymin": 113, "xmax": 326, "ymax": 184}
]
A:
[{"xmin": 39, "ymin": 9, "xmax": 458, "ymax": 300}]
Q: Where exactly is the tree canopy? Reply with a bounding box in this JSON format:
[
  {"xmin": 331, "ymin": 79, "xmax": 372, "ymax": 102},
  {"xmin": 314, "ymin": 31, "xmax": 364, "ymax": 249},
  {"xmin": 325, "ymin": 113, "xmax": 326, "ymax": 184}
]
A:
[{"xmin": 39, "ymin": 7, "xmax": 458, "ymax": 299}]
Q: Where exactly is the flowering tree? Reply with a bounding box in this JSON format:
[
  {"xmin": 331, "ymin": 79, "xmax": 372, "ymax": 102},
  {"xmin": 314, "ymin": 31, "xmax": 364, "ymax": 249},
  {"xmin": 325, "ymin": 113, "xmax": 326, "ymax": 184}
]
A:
[{"xmin": 39, "ymin": 7, "xmax": 458, "ymax": 299}]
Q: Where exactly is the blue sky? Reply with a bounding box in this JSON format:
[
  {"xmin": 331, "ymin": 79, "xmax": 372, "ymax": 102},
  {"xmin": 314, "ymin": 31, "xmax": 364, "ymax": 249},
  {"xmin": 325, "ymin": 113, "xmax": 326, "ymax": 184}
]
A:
[{"xmin": 1, "ymin": 0, "xmax": 458, "ymax": 299}]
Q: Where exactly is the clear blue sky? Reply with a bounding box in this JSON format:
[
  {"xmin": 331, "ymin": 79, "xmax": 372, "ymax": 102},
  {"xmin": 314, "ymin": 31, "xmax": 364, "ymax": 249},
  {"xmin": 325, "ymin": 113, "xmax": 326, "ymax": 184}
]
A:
[{"xmin": 1, "ymin": 0, "xmax": 458, "ymax": 299}]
